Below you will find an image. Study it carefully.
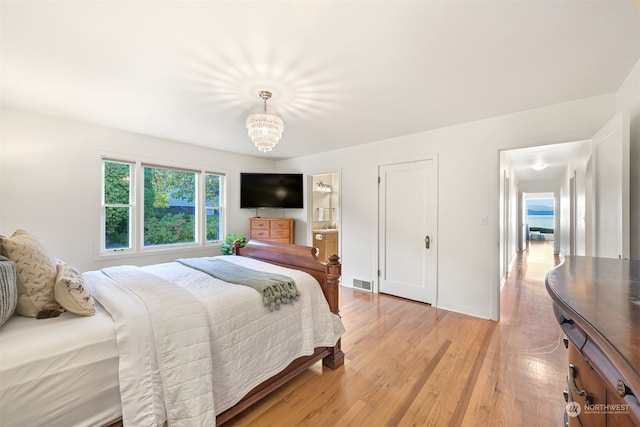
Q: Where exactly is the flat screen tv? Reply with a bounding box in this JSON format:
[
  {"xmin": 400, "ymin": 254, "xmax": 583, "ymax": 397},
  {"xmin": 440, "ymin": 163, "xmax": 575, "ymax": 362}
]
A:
[{"xmin": 240, "ymin": 173, "xmax": 304, "ymax": 209}]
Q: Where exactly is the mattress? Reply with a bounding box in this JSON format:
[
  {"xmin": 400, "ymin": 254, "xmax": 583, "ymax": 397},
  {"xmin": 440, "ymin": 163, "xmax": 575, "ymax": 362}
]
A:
[
  {"xmin": 0, "ymin": 255, "xmax": 345, "ymax": 427},
  {"xmin": 0, "ymin": 303, "xmax": 121, "ymax": 427}
]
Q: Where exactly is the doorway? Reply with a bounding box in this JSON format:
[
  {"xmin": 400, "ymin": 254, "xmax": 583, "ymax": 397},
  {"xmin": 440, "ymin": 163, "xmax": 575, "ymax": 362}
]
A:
[
  {"xmin": 524, "ymin": 193, "xmax": 555, "ymax": 245},
  {"xmin": 496, "ymin": 111, "xmax": 629, "ymax": 320},
  {"xmin": 378, "ymin": 159, "xmax": 437, "ymax": 304},
  {"xmin": 310, "ymin": 172, "xmax": 340, "ymax": 263}
]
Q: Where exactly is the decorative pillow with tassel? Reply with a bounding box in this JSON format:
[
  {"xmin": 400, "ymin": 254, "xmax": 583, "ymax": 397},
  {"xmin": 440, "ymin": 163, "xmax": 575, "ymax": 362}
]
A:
[{"xmin": 54, "ymin": 261, "xmax": 95, "ymax": 316}]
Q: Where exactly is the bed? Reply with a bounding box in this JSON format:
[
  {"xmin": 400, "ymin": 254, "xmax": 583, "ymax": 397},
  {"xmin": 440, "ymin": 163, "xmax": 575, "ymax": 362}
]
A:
[{"xmin": 0, "ymin": 237, "xmax": 345, "ymax": 427}]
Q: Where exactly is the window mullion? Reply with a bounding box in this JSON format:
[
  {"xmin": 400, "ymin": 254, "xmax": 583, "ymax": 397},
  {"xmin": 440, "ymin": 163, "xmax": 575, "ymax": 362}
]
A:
[
  {"xmin": 134, "ymin": 160, "xmax": 142, "ymax": 252},
  {"xmin": 202, "ymin": 171, "xmax": 210, "ymax": 244}
]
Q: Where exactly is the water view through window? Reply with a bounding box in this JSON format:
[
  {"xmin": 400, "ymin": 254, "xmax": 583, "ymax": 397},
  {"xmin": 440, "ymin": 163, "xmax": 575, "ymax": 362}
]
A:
[{"xmin": 526, "ymin": 198, "xmax": 554, "ymax": 234}]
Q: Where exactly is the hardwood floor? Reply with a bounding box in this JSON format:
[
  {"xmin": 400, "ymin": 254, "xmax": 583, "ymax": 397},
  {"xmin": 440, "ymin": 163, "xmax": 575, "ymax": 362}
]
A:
[{"xmin": 225, "ymin": 241, "xmax": 566, "ymax": 426}]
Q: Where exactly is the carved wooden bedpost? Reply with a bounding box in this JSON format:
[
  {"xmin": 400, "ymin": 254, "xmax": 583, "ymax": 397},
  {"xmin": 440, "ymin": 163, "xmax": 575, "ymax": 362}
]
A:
[
  {"xmin": 232, "ymin": 240, "xmax": 243, "ymax": 255},
  {"xmin": 324, "ymin": 253, "xmax": 341, "ymax": 315},
  {"xmin": 323, "ymin": 253, "xmax": 345, "ymax": 369}
]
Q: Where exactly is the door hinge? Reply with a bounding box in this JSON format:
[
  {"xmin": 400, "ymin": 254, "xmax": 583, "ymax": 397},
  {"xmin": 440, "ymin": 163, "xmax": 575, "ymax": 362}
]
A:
[
  {"xmin": 378, "ymin": 176, "xmax": 381, "ymax": 184},
  {"xmin": 378, "ymin": 269, "xmax": 380, "ymax": 276}
]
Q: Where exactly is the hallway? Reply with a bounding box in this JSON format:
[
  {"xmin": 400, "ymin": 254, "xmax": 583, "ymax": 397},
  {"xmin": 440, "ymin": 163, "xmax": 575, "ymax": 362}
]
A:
[
  {"xmin": 227, "ymin": 241, "xmax": 566, "ymax": 426},
  {"xmin": 468, "ymin": 240, "xmax": 566, "ymax": 425}
]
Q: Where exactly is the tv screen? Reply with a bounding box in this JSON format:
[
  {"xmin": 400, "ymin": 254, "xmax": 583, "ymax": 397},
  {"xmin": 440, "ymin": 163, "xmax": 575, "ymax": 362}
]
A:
[{"xmin": 240, "ymin": 173, "xmax": 304, "ymax": 209}]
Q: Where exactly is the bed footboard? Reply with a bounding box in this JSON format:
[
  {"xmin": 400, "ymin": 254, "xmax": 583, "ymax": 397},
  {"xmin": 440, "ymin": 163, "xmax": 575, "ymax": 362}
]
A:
[{"xmin": 233, "ymin": 240, "xmax": 345, "ymax": 369}]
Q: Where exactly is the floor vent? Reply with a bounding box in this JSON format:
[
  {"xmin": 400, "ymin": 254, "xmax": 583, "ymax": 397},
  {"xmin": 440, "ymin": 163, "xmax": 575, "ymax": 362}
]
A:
[{"xmin": 353, "ymin": 278, "xmax": 372, "ymax": 292}]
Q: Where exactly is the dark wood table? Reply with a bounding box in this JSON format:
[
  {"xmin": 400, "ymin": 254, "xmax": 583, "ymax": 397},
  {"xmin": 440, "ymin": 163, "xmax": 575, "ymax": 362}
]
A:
[{"xmin": 546, "ymin": 256, "xmax": 640, "ymax": 426}]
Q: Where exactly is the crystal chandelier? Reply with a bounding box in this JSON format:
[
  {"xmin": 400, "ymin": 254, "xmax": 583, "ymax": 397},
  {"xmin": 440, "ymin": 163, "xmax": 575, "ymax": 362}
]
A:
[{"xmin": 245, "ymin": 90, "xmax": 284, "ymax": 153}]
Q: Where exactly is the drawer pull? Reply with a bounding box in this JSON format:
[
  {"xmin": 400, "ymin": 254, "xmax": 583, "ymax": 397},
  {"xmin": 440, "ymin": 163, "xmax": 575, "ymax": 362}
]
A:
[
  {"xmin": 617, "ymin": 380, "xmax": 631, "ymax": 397},
  {"xmin": 568, "ymin": 364, "xmax": 593, "ymax": 405},
  {"xmin": 558, "ymin": 315, "xmax": 574, "ymax": 325}
]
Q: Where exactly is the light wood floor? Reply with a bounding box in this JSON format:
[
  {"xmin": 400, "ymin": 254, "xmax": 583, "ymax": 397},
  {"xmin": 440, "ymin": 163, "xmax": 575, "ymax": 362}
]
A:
[{"xmin": 226, "ymin": 241, "xmax": 565, "ymax": 426}]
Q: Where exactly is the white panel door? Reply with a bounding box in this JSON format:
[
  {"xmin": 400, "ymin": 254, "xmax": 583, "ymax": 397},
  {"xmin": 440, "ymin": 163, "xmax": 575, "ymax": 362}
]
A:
[
  {"xmin": 378, "ymin": 159, "xmax": 436, "ymax": 304},
  {"xmin": 592, "ymin": 112, "xmax": 630, "ymax": 259}
]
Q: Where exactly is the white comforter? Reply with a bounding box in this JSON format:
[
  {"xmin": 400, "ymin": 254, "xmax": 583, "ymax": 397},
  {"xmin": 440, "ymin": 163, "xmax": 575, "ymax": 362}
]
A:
[{"xmin": 85, "ymin": 255, "xmax": 345, "ymax": 427}]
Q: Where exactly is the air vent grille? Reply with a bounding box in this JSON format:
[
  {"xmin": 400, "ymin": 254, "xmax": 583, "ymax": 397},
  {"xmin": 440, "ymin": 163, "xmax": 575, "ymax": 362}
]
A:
[{"xmin": 353, "ymin": 278, "xmax": 372, "ymax": 292}]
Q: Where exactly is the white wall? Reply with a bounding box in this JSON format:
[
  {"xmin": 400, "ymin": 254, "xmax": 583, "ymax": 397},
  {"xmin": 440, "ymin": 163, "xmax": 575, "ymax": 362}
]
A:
[
  {"xmin": 565, "ymin": 141, "xmax": 593, "ymax": 256},
  {"xmin": 278, "ymin": 94, "xmax": 617, "ymax": 320},
  {"xmin": 616, "ymin": 59, "xmax": 640, "ymax": 260},
  {"xmin": 0, "ymin": 108, "xmax": 276, "ymax": 271}
]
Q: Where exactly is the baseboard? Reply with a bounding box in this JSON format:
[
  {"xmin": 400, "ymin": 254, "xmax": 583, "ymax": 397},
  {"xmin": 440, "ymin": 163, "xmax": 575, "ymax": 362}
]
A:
[{"xmin": 435, "ymin": 300, "xmax": 492, "ymax": 320}]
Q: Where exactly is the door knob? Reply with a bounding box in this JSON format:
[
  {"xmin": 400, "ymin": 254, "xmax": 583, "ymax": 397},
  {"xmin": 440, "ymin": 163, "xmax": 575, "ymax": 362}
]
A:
[{"xmin": 425, "ymin": 235, "xmax": 430, "ymax": 249}]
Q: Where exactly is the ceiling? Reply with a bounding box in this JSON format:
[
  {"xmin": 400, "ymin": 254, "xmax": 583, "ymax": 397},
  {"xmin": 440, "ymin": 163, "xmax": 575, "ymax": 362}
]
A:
[
  {"xmin": 1, "ymin": 1, "xmax": 639, "ymax": 164},
  {"xmin": 503, "ymin": 140, "xmax": 587, "ymax": 182}
]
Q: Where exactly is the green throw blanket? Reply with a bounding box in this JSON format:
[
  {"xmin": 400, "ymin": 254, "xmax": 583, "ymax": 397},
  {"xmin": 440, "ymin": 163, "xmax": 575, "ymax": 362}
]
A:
[{"xmin": 176, "ymin": 257, "xmax": 300, "ymax": 311}]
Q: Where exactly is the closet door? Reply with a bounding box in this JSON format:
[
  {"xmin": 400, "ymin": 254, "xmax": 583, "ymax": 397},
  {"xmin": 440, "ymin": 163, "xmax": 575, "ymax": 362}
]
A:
[{"xmin": 378, "ymin": 158, "xmax": 437, "ymax": 304}]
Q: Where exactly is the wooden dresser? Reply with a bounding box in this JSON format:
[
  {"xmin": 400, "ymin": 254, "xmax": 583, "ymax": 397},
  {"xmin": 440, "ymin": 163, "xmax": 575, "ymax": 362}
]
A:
[
  {"xmin": 249, "ymin": 218, "xmax": 294, "ymax": 244},
  {"xmin": 545, "ymin": 256, "xmax": 640, "ymax": 427}
]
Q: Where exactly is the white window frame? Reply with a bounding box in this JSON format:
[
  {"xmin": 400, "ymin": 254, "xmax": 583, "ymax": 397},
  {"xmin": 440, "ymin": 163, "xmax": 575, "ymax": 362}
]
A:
[
  {"xmin": 202, "ymin": 172, "xmax": 225, "ymax": 244},
  {"xmin": 101, "ymin": 159, "xmax": 136, "ymax": 255},
  {"xmin": 139, "ymin": 163, "xmax": 200, "ymax": 251},
  {"xmin": 100, "ymin": 157, "xmax": 226, "ymax": 258}
]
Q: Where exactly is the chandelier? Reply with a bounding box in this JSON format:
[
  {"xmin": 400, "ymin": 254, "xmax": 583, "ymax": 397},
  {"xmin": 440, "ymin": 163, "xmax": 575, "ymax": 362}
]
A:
[{"xmin": 246, "ymin": 90, "xmax": 284, "ymax": 153}]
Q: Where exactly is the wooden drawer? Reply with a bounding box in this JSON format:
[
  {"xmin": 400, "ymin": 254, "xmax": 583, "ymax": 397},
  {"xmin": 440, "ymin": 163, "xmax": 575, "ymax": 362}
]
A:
[
  {"xmin": 251, "ymin": 229, "xmax": 270, "ymax": 239},
  {"xmin": 553, "ymin": 304, "xmax": 587, "ymax": 350},
  {"xmin": 251, "ymin": 220, "xmax": 270, "ymax": 230},
  {"xmin": 270, "ymin": 220, "xmax": 290, "ymax": 230},
  {"xmin": 568, "ymin": 343, "xmax": 606, "ymax": 427},
  {"xmin": 270, "ymin": 229, "xmax": 290, "ymax": 239}
]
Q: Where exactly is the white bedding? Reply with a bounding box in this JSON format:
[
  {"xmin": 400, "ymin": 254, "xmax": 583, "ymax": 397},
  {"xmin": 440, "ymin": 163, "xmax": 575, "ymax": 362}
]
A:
[
  {"xmin": 88, "ymin": 255, "xmax": 345, "ymax": 426},
  {"xmin": 0, "ymin": 303, "xmax": 121, "ymax": 427},
  {"xmin": 0, "ymin": 255, "xmax": 344, "ymax": 427}
]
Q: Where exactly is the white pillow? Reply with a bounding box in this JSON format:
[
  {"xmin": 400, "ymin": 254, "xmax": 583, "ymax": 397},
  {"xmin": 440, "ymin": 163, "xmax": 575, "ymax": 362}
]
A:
[
  {"xmin": 0, "ymin": 230, "xmax": 62, "ymax": 318},
  {"xmin": 54, "ymin": 261, "xmax": 95, "ymax": 316}
]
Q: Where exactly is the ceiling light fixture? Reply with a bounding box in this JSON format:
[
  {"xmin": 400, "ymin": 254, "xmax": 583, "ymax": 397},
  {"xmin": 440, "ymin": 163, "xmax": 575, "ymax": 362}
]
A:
[
  {"xmin": 532, "ymin": 161, "xmax": 547, "ymax": 171},
  {"xmin": 246, "ymin": 90, "xmax": 284, "ymax": 153}
]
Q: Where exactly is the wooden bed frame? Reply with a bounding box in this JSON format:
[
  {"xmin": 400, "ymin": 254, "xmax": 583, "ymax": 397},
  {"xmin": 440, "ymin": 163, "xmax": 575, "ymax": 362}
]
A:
[
  {"xmin": 217, "ymin": 240, "xmax": 345, "ymax": 424},
  {"xmin": 107, "ymin": 240, "xmax": 344, "ymax": 427}
]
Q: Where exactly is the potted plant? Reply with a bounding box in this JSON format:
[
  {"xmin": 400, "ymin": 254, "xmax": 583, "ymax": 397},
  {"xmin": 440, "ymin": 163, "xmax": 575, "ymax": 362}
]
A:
[{"xmin": 220, "ymin": 233, "xmax": 247, "ymax": 255}]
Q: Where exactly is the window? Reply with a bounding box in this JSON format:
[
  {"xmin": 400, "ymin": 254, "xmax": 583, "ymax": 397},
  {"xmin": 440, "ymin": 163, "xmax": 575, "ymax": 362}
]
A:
[
  {"xmin": 102, "ymin": 159, "xmax": 225, "ymax": 255},
  {"xmin": 103, "ymin": 161, "xmax": 133, "ymax": 250},
  {"xmin": 143, "ymin": 165, "xmax": 197, "ymax": 246}
]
